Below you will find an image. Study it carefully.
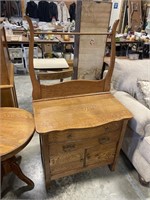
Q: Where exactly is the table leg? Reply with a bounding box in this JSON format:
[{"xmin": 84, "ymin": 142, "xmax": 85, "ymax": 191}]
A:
[{"xmin": 1, "ymin": 156, "xmax": 34, "ymax": 189}]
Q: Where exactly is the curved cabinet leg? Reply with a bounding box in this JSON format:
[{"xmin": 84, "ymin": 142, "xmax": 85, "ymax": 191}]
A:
[{"xmin": 138, "ymin": 174, "xmax": 150, "ymax": 187}]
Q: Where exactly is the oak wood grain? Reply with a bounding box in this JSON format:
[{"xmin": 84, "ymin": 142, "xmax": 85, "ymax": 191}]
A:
[
  {"xmin": 33, "ymin": 93, "xmax": 132, "ymax": 134},
  {"xmin": 0, "ymin": 107, "xmax": 35, "ymax": 189},
  {"xmin": 0, "ymin": 107, "xmax": 35, "ymax": 161},
  {"xmin": 33, "ymin": 93, "xmax": 132, "ymax": 189},
  {"xmin": 49, "ymin": 130, "xmax": 121, "ymax": 155},
  {"xmin": 48, "ymin": 121, "xmax": 122, "ymax": 143},
  {"xmin": 50, "ymin": 149, "xmax": 84, "ymax": 175},
  {"xmin": 24, "ymin": 1, "xmax": 131, "ymax": 189}
]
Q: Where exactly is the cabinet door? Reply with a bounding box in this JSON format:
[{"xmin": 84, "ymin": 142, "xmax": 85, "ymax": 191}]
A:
[
  {"xmin": 50, "ymin": 149, "xmax": 84, "ymax": 175},
  {"xmin": 86, "ymin": 141, "xmax": 118, "ymax": 167}
]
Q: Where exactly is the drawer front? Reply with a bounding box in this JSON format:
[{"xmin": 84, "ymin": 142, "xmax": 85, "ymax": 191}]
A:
[
  {"xmin": 50, "ymin": 150, "xmax": 84, "ymax": 175},
  {"xmin": 49, "ymin": 130, "xmax": 120, "ymax": 155},
  {"xmin": 86, "ymin": 143, "xmax": 117, "ymax": 167},
  {"xmin": 49, "ymin": 121, "xmax": 122, "ymax": 143}
]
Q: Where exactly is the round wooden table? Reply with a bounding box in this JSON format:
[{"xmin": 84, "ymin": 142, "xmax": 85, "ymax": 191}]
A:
[{"xmin": 0, "ymin": 107, "xmax": 35, "ymax": 188}]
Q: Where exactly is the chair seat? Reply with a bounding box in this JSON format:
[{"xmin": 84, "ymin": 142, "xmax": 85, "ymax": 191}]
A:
[{"xmin": 33, "ymin": 58, "xmax": 69, "ymax": 70}]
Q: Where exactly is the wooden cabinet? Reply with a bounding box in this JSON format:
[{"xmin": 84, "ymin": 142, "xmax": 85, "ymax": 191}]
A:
[
  {"xmin": 49, "ymin": 126, "xmax": 121, "ymax": 171},
  {"xmin": 33, "ymin": 93, "xmax": 132, "ymax": 189},
  {"xmin": 39, "ymin": 120, "xmax": 127, "ymax": 187}
]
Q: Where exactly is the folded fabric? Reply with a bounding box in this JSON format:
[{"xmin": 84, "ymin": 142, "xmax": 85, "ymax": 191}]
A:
[{"xmin": 137, "ymin": 80, "xmax": 150, "ymax": 109}]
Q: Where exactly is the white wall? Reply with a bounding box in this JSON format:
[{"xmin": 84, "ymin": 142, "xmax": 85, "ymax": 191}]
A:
[{"xmin": 109, "ymin": 0, "xmax": 124, "ymax": 29}]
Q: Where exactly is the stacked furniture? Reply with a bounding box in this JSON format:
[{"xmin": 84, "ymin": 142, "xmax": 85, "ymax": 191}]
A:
[{"xmin": 0, "ymin": 26, "xmax": 18, "ymax": 107}]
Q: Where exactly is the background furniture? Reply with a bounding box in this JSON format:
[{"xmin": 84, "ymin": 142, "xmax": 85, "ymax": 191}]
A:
[
  {"xmin": 111, "ymin": 58, "xmax": 150, "ymax": 186},
  {"xmin": 8, "ymin": 47, "xmax": 25, "ymax": 73},
  {"xmin": 128, "ymin": 0, "xmax": 143, "ymax": 31},
  {"xmin": 23, "ymin": 46, "xmax": 39, "ymax": 72},
  {"xmin": 0, "ymin": 26, "xmax": 18, "ymax": 107},
  {"xmin": 0, "ymin": 107, "xmax": 35, "ymax": 189},
  {"xmin": 25, "ymin": 1, "xmax": 119, "ymax": 84},
  {"xmin": 33, "ymin": 58, "xmax": 73, "ymax": 83},
  {"xmin": 74, "ymin": 1, "xmax": 112, "ymax": 79},
  {"xmin": 25, "ymin": 16, "xmax": 73, "ymax": 84},
  {"xmin": 25, "ymin": 18, "xmax": 119, "ymax": 100}
]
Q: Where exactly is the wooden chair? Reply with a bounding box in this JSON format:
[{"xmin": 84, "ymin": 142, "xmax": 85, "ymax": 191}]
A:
[
  {"xmin": 25, "ymin": 16, "xmax": 73, "ymax": 84},
  {"xmin": 36, "ymin": 59, "xmax": 73, "ymax": 83},
  {"xmin": 25, "ymin": 15, "xmax": 118, "ymax": 100},
  {"xmin": 0, "ymin": 26, "xmax": 18, "ymax": 107},
  {"xmin": 37, "ymin": 68, "xmax": 73, "ymax": 83}
]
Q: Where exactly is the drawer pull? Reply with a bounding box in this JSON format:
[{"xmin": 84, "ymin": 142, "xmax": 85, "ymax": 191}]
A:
[
  {"xmin": 105, "ymin": 126, "xmax": 109, "ymax": 131},
  {"xmin": 67, "ymin": 134, "xmax": 72, "ymax": 139},
  {"xmin": 99, "ymin": 136, "xmax": 110, "ymax": 144},
  {"xmin": 63, "ymin": 144, "xmax": 76, "ymax": 152}
]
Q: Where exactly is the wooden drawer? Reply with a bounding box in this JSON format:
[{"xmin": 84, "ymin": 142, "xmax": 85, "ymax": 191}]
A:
[
  {"xmin": 85, "ymin": 143, "xmax": 117, "ymax": 167},
  {"xmin": 49, "ymin": 121, "xmax": 122, "ymax": 143},
  {"xmin": 49, "ymin": 130, "xmax": 120, "ymax": 155},
  {"xmin": 50, "ymin": 150, "xmax": 84, "ymax": 175}
]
